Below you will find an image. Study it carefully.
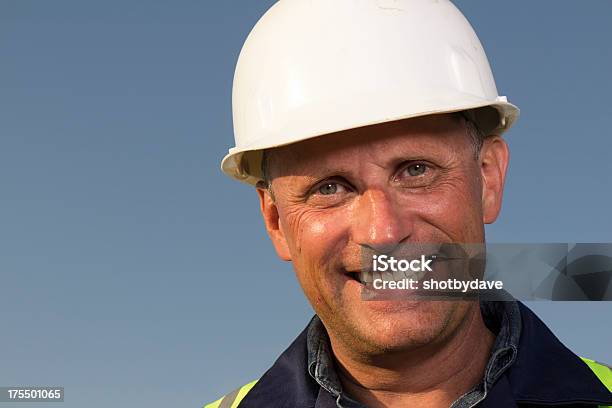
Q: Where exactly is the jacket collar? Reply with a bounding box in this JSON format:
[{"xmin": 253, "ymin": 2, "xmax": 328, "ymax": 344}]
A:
[{"xmin": 240, "ymin": 301, "xmax": 612, "ymax": 407}]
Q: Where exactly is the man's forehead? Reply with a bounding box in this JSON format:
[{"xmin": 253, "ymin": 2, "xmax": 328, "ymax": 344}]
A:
[{"xmin": 267, "ymin": 113, "xmax": 468, "ymax": 175}]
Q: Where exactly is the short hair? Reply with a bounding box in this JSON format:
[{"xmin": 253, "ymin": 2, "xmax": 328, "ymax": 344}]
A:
[
  {"xmin": 463, "ymin": 115, "xmax": 487, "ymax": 157},
  {"xmin": 260, "ymin": 113, "xmax": 487, "ymax": 187},
  {"xmin": 261, "ymin": 149, "xmax": 272, "ymax": 187}
]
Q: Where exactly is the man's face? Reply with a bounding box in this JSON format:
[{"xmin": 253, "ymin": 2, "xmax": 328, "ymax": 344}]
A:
[{"xmin": 257, "ymin": 114, "xmax": 508, "ymax": 355}]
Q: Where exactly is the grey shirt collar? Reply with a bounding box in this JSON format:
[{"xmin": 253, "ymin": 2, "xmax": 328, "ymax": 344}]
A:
[{"xmin": 306, "ymin": 300, "xmax": 522, "ymax": 408}]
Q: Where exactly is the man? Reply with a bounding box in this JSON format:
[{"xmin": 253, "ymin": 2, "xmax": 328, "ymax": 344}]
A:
[{"xmin": 207, "ymin": 1, "xmax": 612, "ymax": 407}]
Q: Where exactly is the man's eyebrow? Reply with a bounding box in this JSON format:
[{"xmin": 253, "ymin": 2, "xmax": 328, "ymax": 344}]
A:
[
  {"xmin": 298, "ymin": 167, "xmax": 355, "ymax": 184},
  {"xmin": 294, "ymin": 150, "xmax": 442, "ymax": 178}
]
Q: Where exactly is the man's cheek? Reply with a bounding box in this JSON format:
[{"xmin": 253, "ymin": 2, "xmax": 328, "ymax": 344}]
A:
[
  {"xmin": 412, "ymin": 188, "xmax": 481, "ymax": 240},
  {"xmin": 288, "ymin": 210, "xmax": 340, "ymax": 245},
  {"xmin": 306, "ymin": 219, "xmax": 329, "ymax": 237},
  {"xmin": 299, "ymin": 219, "xmax": 345, "ymax": 269}
]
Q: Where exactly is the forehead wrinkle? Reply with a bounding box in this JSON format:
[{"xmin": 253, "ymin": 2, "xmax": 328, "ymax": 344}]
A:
[
  {"xmin": 268, "ymin": 138, "xmax": 360, "ymax": 180},
  {"xmin": 268, "ymin": 114, "xmax": 469, "ymax": 180}
]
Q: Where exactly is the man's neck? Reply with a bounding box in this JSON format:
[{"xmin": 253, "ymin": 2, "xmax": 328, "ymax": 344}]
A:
[{"xmin": 330, "ymin": 303, "xmax": 495, "ymax": 408}]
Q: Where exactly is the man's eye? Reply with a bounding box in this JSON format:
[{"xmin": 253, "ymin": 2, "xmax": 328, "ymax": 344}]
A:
[
  {"xmin": 307, "ymin": 180, "xmax": 353, "ymax": 204},
  {"xmin": 318, "ymin": 183, "xmax": 341, "ymax": 195},
  {"xmin": 404, "ymin": 163, "xmax": 428, "ymax": 177}
]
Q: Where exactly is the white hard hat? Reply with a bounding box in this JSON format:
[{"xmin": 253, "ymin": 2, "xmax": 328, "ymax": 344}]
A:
[{"xmin": 222, "ymin": 0, "xmax": 520, "ymax": 185}]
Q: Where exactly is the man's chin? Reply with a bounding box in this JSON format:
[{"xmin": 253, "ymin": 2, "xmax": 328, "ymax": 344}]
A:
[{"xmin": 337, "ymin": 301, "xmax": 458, "ymax": 352}]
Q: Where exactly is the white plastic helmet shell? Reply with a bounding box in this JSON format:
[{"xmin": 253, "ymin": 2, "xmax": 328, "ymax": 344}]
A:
[{"xmin": 222, "ymin": 0, "xmax": 519, "ymax": 185}]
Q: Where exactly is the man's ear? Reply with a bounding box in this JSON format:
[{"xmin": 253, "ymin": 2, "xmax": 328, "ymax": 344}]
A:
[
  {"xmin": 256, "ymin": 182, "xmax": 292, "ymax": 261},
  {"xmin": 480, "ymin": 136, "xmax": 510, "ymax": 224}
]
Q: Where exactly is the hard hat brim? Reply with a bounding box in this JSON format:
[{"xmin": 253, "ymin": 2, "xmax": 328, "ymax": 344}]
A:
[{"xmin": 221, "ymin": 99, "xmax": 519, "ymax": 186}]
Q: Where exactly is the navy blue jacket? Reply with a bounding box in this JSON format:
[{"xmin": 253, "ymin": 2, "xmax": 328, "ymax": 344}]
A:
[{"xmin": 236, "ymin": 302, "xmax": 612, "ymax": 407}]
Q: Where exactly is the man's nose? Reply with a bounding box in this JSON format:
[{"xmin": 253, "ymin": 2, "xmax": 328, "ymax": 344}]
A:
[{"xmin": 351, "ymin": 189, "xmax": 412, "ymax": 254}]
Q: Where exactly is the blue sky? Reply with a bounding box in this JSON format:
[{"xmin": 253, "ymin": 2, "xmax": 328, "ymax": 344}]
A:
[{"xmin": 1, "ymin": 1, "xmax": 611, "ymax": 407}]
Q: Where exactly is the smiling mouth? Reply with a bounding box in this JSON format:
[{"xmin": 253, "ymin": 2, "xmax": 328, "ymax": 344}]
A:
[{"xmin": 347, "ymin": 272, "xmax": 363, "ymax": 284}]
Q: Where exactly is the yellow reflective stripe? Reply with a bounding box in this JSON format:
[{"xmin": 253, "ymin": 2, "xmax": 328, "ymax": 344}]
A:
[
  {"xmin": 230, "ymin": 380, "xmax": 258, "ymax": 408},
  {"xmin": 581, "ymin": 357, "xmax": 612, "ymax": 393},
  {"xmin": 203, "ymin": 396, "xmax": 223, "ymax": 408},
  {"xmin": 203, "ymin": 380, "xmax": 258, "ymax": 408}
]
